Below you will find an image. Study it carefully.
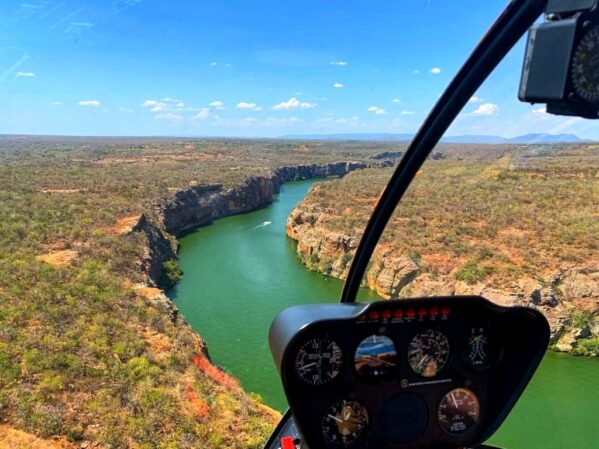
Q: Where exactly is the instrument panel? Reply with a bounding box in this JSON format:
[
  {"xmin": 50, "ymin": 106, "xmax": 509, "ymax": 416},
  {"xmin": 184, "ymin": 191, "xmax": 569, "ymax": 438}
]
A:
[{"xmin": 269, "ymin": 296, "xmax": 549, "ymax": 449}]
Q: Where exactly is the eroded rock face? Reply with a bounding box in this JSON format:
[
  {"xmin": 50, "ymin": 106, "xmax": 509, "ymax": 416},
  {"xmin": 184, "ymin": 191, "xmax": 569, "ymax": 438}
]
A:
[
  {"xmin": 131, "ymin": 213, "xmax": 178, "ymax": 287},
  {"xmin": 155, "ymin": 162, "xmax": 368, "ymax": 236},
  {"xmin": 287, "ymin": 200, "xmax": 599, "ymax": 355},
  {"xmin": 137, "ymin": 161, "xmax": 369, "ymax": 290},
  {"xmin": 366, "ymin": 250, "xmax": 420, "ymax": 298}
]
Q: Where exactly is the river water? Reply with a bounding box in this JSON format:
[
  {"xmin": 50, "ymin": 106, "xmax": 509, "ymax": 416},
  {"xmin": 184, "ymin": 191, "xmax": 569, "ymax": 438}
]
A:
[{"xmin": 170, "ymin": 179, "xmax": 599, "ymax": 448}]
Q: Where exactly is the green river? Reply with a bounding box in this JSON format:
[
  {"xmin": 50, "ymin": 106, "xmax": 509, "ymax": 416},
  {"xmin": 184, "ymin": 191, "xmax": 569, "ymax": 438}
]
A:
[{"xmin": 170, "ymin": 179, "xmax": 599, "ymax": 448}]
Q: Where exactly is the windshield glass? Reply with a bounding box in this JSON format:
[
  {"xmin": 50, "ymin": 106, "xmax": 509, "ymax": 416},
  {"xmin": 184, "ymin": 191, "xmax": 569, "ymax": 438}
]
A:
[{"xmin": 1, "ymin": 1, "xmax": 597, "ymax": 449}]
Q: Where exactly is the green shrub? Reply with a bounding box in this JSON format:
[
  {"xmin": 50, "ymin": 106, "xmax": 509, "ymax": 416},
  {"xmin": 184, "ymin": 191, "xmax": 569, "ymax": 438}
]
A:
[
  {"xmin": 160, "ymin": 259, "xmax": 183, "ymax": 289},
  {"xmin": 571, "ymin": 337, "xmax": 599, "ymax": 357},
  {"xmin": 570, "ymin": 311, "xmax": 594, "ymax": 329},
  {"xmin": 455, "ymin": 260, "xmax": 496, "ymax": 285}
]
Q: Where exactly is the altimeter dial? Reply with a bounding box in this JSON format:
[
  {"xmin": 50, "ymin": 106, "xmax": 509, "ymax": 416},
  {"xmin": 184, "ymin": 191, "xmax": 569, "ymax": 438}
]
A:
[
  {"xmin": 571, "ymin": 26, "xmax": 599, "ymax": 104},
  {"xmin": 295, "ymin": 337, "xmax": 343, "ymax": 385},
  {"xmin": 321, "ymin": 400, "xmax": 369, "ymax": 446},
  {"xmin": 408, "ymin": 329, "xmax": 450, "ymax": 377}
]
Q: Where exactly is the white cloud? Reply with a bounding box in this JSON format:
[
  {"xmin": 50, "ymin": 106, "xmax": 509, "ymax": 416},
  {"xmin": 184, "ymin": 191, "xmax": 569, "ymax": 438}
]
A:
[
  {"xmin": 150, "ymin": 104, "xmax": 165, "ymax": 112},
  {"xmin": 272, "ymin": 97, "xmax": 317, "ymax": 110},
  {"xmin": 401, "ymin": 110, "xmax": 415, "ymax": 115},
  {"xmin": 141, "ymin": 99, "xmax": 159, "ymax": 107},
  {"xmin": 473, "ymin": 102, "xmax": 499, "ymax": 115},
  {"xmin": 210, "ymin": 62, "xmax": 218, "ymax": 66},
  {"xmin": 209, "ymin": 100, "xmax": 225, "ymax": 110},
  {"xmin": 78, "ymin": 100, "xmax": 101, "ymax": 107},
  {"xmin": 236, "ymin": 101, "xmax": 262, "ymax": 111},
  {"xmin": 50, "ymin": 101, "xmax": 63, "ymax": 106},
  {"xmin": 16, "ymin": 71, "xmax": 35, "ymax": 78},
  {"xmin": 413, "ymin": 69, "xmax": 421, "ymax": 75},
  {"xmin": 391, "ymin": 98, "xmax": 401, "ymax": 104},
  {"xmin": 330, "ymin": 61, "xmax": 348, "ymax": 66},
  {"xmin": 192, "ymin": 108, "xmax": 210, "ymax": 121},
  {"xmin": 333, "ymin": 82, "xmax": 344, "ymax": 88},
  {"xmin": 469, "ymin": 95, "xmax": 484, "ymax": 103},
  {"xmin": 532, "ymin": 107, "xmax": 546, "ymax": 114},
  {"xmin": 429, "ymin": 67, "xmax": 442, "ymax": 74},
  {"xmin": 120, "ymin": 107, "xmax": 134, "ymax": 113},
  {"xmin": 367, "ymin": 106, "xmax": 386, "ymax": 115}
]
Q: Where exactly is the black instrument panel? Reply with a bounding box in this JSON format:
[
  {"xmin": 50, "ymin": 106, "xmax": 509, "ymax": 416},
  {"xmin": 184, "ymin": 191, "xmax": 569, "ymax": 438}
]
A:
[{"xmin": 269, "ymin": 296, "xmax": 549, "ymax": 449}]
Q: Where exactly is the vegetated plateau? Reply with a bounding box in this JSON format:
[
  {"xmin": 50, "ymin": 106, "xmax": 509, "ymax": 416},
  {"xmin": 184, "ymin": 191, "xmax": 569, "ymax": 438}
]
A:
[
  {"xmin": 0, "ymin": 135, "xmax": 398, "ymax": 448},
  {"xmin": 288, "ymin": 143, "xmax": 599, "ymax": 357}
]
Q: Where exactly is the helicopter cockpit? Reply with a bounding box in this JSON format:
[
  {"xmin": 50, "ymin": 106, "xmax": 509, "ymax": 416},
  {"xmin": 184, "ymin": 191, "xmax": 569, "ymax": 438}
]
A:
[{"xmin": 264, "ymin": 1, "xmax": 598, "ymax": 448}]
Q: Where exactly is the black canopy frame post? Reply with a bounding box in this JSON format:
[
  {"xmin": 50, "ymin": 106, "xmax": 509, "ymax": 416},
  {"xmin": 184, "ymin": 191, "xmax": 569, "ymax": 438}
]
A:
[{"xmin": 340, "ymin": 0, "xmax": 549, "ymax": 304}]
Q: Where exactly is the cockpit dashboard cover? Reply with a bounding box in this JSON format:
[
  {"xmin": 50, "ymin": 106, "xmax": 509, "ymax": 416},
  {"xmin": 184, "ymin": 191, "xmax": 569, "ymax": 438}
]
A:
[{"xmin": 269, "ymin": 296, "xmax": 549, "ymax": 449}]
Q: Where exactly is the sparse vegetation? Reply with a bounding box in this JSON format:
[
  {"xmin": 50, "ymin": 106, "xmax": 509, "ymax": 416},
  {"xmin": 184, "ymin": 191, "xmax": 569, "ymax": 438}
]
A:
[
  {"xmin": 297, "ymin": 144, "xmax": 599, "ymax": 287},
  {"xmin": 0, "ymin": 136, "xmax": 399, "ymax": 447},
  {"xmin": 289, "ymin": 144, "xmax": 599, "ymax": 354}
]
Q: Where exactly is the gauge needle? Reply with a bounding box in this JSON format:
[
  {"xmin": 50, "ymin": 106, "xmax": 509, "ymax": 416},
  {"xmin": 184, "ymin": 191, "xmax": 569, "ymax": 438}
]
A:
[
  {"xmin": 298, "ymin": 362, "xmax": 317, "ymax": 371},
  {"xmin": 343, "ymin": 408, "xmax": 351, "ymax": 420},
  {"xmin": 450, "ymin": 392, "xmax": 458, "ymax": 408},
  {"xmin": 328, "ymin": 414, "xmax": 342, "ymax": 423},
  {"xmin": 417, "ymin": 355, "xmax": 428, "ymax": 369}
]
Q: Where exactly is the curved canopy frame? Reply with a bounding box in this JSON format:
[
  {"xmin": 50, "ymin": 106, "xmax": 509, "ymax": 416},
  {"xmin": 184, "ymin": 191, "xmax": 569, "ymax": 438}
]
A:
[{"xmin": 340, "ymin": 0, "xmax": 548, "ymax": 303}]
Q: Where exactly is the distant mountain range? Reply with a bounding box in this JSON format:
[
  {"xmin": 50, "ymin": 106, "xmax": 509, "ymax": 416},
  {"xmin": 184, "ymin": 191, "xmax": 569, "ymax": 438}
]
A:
[{"xmin": 280, "ymin": 133, "xmax": 589, "ymax": 144}]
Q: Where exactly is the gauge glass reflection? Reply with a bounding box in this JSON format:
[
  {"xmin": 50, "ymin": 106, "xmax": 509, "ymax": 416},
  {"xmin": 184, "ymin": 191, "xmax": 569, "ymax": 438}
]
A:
[
  {"xmin": 408, "ymin": 329, "xmax": 450, "ymax": 377},
  {"xmin": 354, "ymin": 335, "xmax": 397, "ymax": 378},
  {"xmin": 321, "ymin": 399, "xmax": 369, "ymax": 446},
  {"xmin": 295, "ymin": 337, "xmax": 343, "ymax": 385},
  {"xmin": 437, "ymin": 388, "xmax": 481, "ymax": 434}
]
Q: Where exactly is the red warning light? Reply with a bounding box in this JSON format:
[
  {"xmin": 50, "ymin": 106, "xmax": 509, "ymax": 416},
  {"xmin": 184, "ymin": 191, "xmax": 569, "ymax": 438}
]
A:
[
  {"xmin": 394, "ymin": 309, "xmax": 404, "ymax": 319},
  {"xmin": 280, "ymin": 436, "xmax": 296, "ymax": 449},
  {"xmin": 369, "ymin": 310, "xmax": 380, "ymax": 320},
  {"xmin": 418, "ymin": 307, "xmax": 427, "ymax": 318},
  {"xmin": 382, "ymin": 310, "xmax": 391, "ymax": 320},
  {"xmin": 441, "ymin": 306, "xmax": 451, "ymax": 317},
  {"xmin": 430, "ymin": 306, "xmax": 440, "ymax": 317},
  {"xmin": 406, "ymin": 308, "xmax": 416, "ymax": 319},
  {"xmin": 358, "ymin": 314, "xmax": 366, "ymax": 321}
]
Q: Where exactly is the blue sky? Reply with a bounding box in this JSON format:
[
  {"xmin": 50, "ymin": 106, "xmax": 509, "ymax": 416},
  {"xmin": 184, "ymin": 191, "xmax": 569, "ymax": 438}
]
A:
[{"xmin": 1, "ymin": 0, "xmax": 597, "ymax": 139}]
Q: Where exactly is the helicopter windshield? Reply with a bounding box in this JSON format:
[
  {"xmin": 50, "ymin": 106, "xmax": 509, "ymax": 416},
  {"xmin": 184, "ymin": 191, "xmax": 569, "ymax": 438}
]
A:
[{"xmin": 0, "ymin": 1, "xmax": 597, "ymax": 449}]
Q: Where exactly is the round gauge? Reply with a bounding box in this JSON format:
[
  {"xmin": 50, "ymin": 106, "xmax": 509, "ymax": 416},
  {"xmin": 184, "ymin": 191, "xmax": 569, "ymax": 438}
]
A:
[
  {"xmin": 295, "ymin": 337, "xmax": 343, "ymax": 385},
  {"xmin": 354, "ymin": 335, "xmax": 397, "ymax": 378},
  {"xmin": 407, "ymin": 329, "xmax": 450, "ymax": 377},
  {"xmin": 438, "ymin": 388, "xmax": 481, "ymax": 435},
  {"xmin": 571, "ymin": 26, "xmax": 599, "ymax": 104},
  {"xmin": 321, "ymin": 399, "xmax": 369, "ymax": 446}
]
